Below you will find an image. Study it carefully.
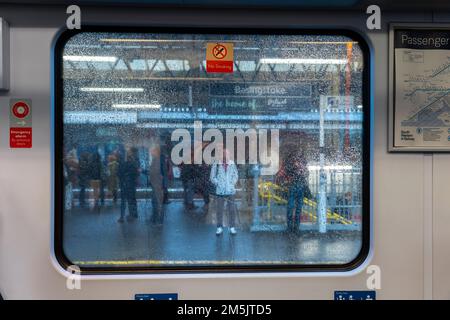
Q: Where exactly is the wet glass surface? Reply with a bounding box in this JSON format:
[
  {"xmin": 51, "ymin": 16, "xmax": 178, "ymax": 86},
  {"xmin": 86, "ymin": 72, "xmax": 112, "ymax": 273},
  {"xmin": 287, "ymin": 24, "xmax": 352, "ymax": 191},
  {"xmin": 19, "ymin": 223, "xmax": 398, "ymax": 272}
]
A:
[{"xmin": 60, "ymin": 31, "xmax": 366, "ymax": 269}]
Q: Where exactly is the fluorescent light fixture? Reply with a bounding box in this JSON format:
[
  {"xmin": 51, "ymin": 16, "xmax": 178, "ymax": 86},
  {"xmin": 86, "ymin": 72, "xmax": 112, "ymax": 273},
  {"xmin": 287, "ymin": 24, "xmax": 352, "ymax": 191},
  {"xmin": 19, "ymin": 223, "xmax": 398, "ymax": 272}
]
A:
[
  {"xmin": 132, "ymin": 77, "xmax": 223, "ymax": 81},
  {"xmin": 100, "ymin": 39, "xmax": 203, "ymax": 43},
  {"xmin": 288, "ymin": 41, "xmax": 358, "ymax": 45},
  {"xmin": 99, "ymin": 39, "xmax": 246, "ymax": 43},
  {"xmin": 112, "ymin": 103, "xmax": 161, "ymax": 109},
  {"xmin": 63, "ymin": 111, "xmax": 137, "ymax": 124},
  {"xmin": 80, "ymin": 87, "xmax": 144, "ymax": 93},
  {"xmin": 63, "ymin": 55, "xmax": 117, "ymax": 62},
  {"xmin": 308, "ymin": 165, "xmax": 353, "ymax": 171},
  {"xmin": 260, "ymin": 58, "xmax": 347, "ymax": 65}
]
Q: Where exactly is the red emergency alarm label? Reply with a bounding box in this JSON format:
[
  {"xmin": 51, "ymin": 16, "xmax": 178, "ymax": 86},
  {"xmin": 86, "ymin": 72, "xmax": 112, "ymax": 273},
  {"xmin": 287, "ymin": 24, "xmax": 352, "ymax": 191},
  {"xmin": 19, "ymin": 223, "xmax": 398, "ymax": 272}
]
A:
[
  {"xmin": 10, "ymin": 128, "xmax": 32, "ymax": 148},
  {"xmin": 9, "ymin": 99, "xmax": 32, "ymax": 148}
]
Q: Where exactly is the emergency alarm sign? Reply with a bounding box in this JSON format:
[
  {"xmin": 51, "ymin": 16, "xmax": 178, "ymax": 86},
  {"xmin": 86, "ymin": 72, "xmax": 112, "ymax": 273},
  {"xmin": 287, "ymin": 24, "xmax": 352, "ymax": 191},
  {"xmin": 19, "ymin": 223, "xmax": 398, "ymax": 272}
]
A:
[
  {"xmin": 206, "ymin": 43, "xmax": 234, "ymax": 73},
  {"xmin": 10, "ymin": 99, "xmax": 32, "ymax": 148}
]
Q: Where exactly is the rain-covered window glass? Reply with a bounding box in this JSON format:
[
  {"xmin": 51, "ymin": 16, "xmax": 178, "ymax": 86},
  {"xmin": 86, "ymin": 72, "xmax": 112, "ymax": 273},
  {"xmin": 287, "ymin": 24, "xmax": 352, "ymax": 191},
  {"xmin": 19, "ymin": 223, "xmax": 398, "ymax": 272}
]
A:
[{"xmin": 56, "ymin": 30, "xmax": 370, "ymax": 272}]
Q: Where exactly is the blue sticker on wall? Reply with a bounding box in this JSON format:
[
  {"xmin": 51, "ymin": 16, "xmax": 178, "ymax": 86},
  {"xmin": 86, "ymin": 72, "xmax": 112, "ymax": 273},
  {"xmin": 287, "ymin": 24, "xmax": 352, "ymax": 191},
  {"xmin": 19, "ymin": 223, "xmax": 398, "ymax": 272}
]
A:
[
  {"xmin": 135, "ymin": 293, "xmax": 178, "ymax": 300},
  {"xmin": 334, "ymin": 291, "xmax": 376, "ymax": 300}
]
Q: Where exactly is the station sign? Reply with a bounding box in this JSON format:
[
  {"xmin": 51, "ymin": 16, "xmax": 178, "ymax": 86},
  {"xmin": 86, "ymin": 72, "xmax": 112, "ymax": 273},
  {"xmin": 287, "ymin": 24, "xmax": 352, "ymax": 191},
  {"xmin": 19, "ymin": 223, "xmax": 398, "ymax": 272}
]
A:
[
  {"xmin": 206, "ymin": 43, "xmax": 234, "ymax": 73},
  {"xmin": 208, "ymin": 82, "xmax": 313, "ymax": 114},
  {"xmin": 10, "ymin": 98, "xmax": 32, "ymax": 148}
]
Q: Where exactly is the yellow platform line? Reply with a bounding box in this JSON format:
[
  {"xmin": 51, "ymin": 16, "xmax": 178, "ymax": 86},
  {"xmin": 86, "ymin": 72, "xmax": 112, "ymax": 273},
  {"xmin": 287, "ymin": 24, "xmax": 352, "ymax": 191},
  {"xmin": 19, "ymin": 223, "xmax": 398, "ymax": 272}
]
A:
[{"xmin": 74, "ymin": 260, "xmax": 307, "ymax": 266}]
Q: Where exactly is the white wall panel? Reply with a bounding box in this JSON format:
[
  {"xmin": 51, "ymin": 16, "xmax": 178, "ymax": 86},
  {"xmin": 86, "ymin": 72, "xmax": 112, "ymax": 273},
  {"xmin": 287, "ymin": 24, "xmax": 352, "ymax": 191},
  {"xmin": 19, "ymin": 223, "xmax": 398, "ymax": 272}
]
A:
[{"xmin": 0, "ymin": 5, "xmax": 442, "ymax": 299}]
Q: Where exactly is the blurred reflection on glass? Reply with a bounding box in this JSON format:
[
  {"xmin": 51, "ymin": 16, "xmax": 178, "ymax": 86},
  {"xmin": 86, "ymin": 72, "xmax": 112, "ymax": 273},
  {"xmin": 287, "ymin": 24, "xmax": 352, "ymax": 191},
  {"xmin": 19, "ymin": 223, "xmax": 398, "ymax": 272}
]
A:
[{"xmin": 60, "ymin": 31, "xmax": 367, "ymax": 269}]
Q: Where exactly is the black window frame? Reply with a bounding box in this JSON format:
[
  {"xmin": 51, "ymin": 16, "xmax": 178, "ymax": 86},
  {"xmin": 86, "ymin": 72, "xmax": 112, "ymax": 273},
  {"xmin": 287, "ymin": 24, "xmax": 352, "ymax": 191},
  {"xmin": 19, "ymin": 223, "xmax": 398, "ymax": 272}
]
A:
[{"xmin": 54, "ymin": 26, "xmax": 371, "ymax": 275}]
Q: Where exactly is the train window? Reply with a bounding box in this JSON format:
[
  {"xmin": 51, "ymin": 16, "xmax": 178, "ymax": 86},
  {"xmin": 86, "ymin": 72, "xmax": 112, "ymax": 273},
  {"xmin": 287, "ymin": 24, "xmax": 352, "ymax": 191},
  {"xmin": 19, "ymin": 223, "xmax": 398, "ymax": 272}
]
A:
[{"xmin": 54, "ymin": 28, "xmax": 370, "ymax": 273}]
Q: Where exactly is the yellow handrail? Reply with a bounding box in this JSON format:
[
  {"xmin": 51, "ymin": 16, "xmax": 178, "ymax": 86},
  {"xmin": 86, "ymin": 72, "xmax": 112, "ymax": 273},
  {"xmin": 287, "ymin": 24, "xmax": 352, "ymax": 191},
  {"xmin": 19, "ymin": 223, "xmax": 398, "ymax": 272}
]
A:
[{"xmin": 258, "ymin": 180, "xmax": 352, "ymax": 225}]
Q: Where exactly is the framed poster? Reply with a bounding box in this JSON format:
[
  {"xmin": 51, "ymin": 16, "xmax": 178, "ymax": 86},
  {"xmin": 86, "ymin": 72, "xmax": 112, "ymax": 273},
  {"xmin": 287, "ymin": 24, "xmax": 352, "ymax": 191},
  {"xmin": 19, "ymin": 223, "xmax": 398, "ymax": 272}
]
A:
[{"xmin": 389, "ymin": 23, "xmax": 450, "ymax": 152}]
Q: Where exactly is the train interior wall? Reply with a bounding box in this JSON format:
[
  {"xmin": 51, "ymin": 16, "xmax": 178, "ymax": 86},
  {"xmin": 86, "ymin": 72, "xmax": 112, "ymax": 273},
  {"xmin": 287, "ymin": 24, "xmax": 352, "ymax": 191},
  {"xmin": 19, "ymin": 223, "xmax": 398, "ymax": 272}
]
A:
[{"xmin": 0, "ymin": 4, "xmax": 449, "ymax": 299}]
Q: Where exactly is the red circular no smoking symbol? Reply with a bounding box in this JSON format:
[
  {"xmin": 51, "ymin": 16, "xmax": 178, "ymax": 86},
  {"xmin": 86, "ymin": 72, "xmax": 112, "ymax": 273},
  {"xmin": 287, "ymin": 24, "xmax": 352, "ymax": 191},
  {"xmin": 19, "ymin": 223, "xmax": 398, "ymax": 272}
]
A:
[
  {"xmin": 12, "ymin": 101, "xmax": 30, "ymax": 119},
  {"xmin": 212, "ymin": 44, "xmax": 227, "ymax": 60}
]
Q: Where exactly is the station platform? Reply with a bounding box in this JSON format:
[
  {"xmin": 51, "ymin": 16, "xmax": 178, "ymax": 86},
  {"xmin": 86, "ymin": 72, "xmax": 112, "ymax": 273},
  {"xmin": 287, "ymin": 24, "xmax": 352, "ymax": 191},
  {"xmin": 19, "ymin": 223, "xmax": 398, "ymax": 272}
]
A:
[{"xmin": 63, "ymin": 199, "xmax": 362, "ymax": 267}]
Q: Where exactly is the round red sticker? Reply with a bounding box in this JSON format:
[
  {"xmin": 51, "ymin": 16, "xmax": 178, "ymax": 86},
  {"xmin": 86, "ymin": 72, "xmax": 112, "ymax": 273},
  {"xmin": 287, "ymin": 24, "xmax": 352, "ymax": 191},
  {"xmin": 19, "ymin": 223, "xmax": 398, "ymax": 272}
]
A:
[{"xmin": 12, "ymin": 101, "xmax": 30, "ymax": 119}]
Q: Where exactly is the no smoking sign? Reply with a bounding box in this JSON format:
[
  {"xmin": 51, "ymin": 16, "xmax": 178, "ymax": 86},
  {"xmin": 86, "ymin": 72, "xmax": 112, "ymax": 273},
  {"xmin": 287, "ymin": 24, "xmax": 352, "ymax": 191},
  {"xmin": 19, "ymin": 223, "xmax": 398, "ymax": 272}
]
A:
[
  {"xmin": 206, "ymin": 42, "xmax": 234, "ymax": 73},
  {"xmin": 10, "ymin": 99, "xmax": 32, "ymax": 148},
  {"xmin": 212, "ymin": 44, "xmax": 228, "ymax": 59}
]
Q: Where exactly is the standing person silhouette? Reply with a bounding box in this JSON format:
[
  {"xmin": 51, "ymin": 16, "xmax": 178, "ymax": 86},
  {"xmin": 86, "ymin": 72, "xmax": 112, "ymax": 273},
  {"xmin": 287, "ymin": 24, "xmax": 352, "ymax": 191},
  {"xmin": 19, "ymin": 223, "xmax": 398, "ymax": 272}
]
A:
[
  {"xmin": 117, "ymin": 147, "xmax": 139, "ymax": 222},
  {"xmin": 148, "ymin": 145, "xmax": 165, "ymax": 224},
  {"xmin": 283, "ymin": 150, "xmax": 308, "ymax": 233},
  {"xmin": 210, "ymin": 147, "xmax": 239, "ymax": 235}
]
